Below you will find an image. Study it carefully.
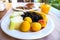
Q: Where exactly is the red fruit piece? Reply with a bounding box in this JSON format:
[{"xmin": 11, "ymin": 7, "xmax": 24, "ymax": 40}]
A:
[{"xmin": 38, "ymin": 19, "xmax": 46, "ymax": 28}]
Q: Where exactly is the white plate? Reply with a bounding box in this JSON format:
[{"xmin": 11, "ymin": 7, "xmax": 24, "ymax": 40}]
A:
[{"xmin": 1, "ymin": 9, "xmax": 55, "ymax": 39}]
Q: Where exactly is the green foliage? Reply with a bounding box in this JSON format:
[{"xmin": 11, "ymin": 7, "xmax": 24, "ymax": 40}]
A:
[
  {"xmin": 49, "ymin": 0, "xmax": 60, "ymax": 10},
  {"xmin": 49, "ymin": 0, "xmax": 60, "ymax": 4}
]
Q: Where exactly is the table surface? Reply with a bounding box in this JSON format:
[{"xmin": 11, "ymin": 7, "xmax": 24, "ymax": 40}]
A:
[{"xmin": 0, "ymin": 3, "xmax": 60, "ymax": 40}]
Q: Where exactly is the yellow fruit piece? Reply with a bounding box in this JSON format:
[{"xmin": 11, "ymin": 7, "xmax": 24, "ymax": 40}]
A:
[
  {"xmin": 20, "ymin": 21, "xmax": 30, "ymax": 32},
  {"xmin": 24, "ymin": 17, "xmax": 32, "ymax": 23},
  {"xmin": 31, "ymin": 22, "xmax": 41, "ymax": 32},
  {"xmin": 41, "ymin": 3, "xmax": 50, "ymax": 14},
  {"xmin": 40, "ymin": 12, "xmax": 48, "ymax": 23}
]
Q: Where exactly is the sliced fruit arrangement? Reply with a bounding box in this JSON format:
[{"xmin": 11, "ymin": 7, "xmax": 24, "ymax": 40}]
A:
[{"xmin": 9, "ymin": 11, "xmax": 48, "ymax": 32}]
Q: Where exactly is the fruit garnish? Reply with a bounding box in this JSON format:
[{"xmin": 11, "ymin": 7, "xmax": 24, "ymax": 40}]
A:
[
  {"xmin": 31, "ymin": 22, "xmax": 41, "ymax": 32},
  {"xmin": 20, "ymin": 21, "xmax": 30, "ymax": 32},
  {"xmin": 24, "ymin": 17, "xmax": 32, "ymax": 23},
  {"xmin": 38, "ymin": 19, "xmax": 46, "ymax": 28}
]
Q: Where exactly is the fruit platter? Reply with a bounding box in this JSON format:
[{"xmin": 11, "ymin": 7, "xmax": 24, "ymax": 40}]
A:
[{"xmin": 1, "ymin": 3, "xmax": 55, "ymax": 39}]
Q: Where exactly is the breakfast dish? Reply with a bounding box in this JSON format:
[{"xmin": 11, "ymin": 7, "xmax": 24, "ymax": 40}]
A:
[
  {"xmin": 13, "ymin": 3, "xmax": 40, "ymax": 11},
  {"xmin": 1, "ymin": 12, "xmax": 55, "ymax": 39},
  {"xmin": 16, "ymin": 3, "xmax": 34, "ymax": 10}
]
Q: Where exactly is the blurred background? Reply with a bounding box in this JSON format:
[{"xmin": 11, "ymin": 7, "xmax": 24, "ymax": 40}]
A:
[
  {"xmin": 49, "ymin": 0, "xmax": 60, "ymax": 10},
  {"xmin": 1, "ymin": 0, "xmax": 60, "ymax": 10}
]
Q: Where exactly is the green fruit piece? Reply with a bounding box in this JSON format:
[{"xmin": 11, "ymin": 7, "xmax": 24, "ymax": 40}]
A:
[{"xmin": 9, "ymin": 16, "xmax": 23, "ymax": 30}]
